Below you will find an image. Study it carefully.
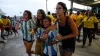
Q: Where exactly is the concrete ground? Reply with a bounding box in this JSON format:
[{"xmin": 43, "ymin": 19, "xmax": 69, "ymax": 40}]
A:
[{"xmin": 0, "ymin": 30, "xmax": 100, "ymax": 56}]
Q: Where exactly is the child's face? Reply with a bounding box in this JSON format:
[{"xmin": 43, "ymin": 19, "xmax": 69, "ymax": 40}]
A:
[{"xmin": 43, "ymin": 19, "xmax": 51, "ymax": 28}]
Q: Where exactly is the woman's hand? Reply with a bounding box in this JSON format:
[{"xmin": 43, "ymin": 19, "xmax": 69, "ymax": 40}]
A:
[
  {"xmin": 15, "ymin": 23, "xmax": 20, "ymax": 30},
  {"xmin": 29, "ymin": 28, "xmax": 34, "ymax": 34},
  {"xmin": 56, "ymin": 34, "xmax": 64, "ymax": 40}
]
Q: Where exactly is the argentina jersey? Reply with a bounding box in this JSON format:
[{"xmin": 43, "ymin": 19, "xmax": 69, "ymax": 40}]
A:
[
  {"xmin": 35, "ymin": 28, "xmax": 44, "ymax": 39},
  {"xmin": 21, "ymin": 19, "xmax": 35, "ymax": 42},
  {"xmin": 43, "ymin": 30, "xmax": 58, "ymax": 55}
]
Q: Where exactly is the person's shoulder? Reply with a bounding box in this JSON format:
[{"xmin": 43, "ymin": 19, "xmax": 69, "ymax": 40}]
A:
[{"xmin": 67, "ymin": 16, "xmax": 73, "ymax": 20}]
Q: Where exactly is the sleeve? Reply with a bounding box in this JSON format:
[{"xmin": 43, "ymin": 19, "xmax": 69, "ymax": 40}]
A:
[{"xmin": 94, "ymin": 17, "xmax": 99, "ymax": 23}]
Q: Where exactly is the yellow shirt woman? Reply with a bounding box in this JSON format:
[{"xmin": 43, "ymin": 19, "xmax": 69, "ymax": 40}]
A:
[
  {"xmin": 75, "ymin": 14, "xmax": 84, "ymax": 27},
  {"xmin": 2, "ymin": 18, "xmax": 10, "ymax": 25},
  {"xmin": 83, "ymin": 16, "xmax": 99, "ymax": 28}
]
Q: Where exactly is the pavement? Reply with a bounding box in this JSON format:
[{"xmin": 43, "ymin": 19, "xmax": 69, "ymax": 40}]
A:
[{"xmin": 0, "ymin": 30, "xmax": 100, "ymax": 56}]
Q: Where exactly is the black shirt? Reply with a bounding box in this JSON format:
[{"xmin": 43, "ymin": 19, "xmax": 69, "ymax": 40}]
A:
[{"xmin": 58, "ymin": 16, "xmax": 75, "ymax": 48}]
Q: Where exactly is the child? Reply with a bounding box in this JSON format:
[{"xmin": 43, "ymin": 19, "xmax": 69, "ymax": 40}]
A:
[{"xmin": 36, "ymin": 16, "xmax": 57, "ymax": 56}]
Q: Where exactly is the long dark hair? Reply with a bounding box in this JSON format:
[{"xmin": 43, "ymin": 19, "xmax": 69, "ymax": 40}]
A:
[
  {"xmin": 57, "ymin": 2, "xmax": 68, "ymax": 15},
  {"xmin": 24, "ymin": 10, "xmax": 32, "ymax": 20},
  {"xmin": 36, "ymin": 9, "xmax": 46, "ymax": 27}
]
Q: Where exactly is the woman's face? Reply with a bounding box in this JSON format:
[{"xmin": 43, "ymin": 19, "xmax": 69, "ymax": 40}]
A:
[
  {"xmin": 56, "ymin": 4, "xmax": 64, "ymax": 16},
  {"xmin": 37, "ymin": 10, "xmax": 42, "ymax": 19},
  {"xmin": 23, "ymin": 12, "xmax": 28, "ymax": 20},
  {"xmin": 43, "ymin": 19, "xmax": 51, "ymax": 28}
]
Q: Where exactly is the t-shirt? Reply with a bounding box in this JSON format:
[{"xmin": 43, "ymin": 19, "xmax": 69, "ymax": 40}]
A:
[
  {"xmin": 70, "ymin": 13, "xmax": 77, "ymax": 20},
  {"xmin": 48, "ymin": 14, "xmax": 56, "ymax": 23},
  {"xmin": 75, "ymin": 14, "xmax": 84, "ymax": 27},
  {"xmin": 2, "ymin": 18, "xmax": 10, "ymax": 25},
  {"xmin": 43, "ymin": 30, "xmax": 57, "ymax": 55},
  {"xmin": 83, "ymin": 16, "xmax": 99, "ymax": 28},
  {"xmin": 36, "ymin": 28, "xmax": 57, "ymax": 55},
  {"xmin": 21, "ymin": 19, "xmax": 35, "ymax": 41}
]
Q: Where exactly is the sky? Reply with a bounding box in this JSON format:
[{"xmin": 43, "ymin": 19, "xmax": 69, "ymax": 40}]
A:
[{"xmin": 0, "ymin": 0, "xmax": 91, "ymax": 17}]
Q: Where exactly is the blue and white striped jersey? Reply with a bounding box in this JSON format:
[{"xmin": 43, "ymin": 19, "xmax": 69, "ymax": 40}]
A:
[
  {"xmin": 35, "ymin": 28, "xmax": 44, "ymax": 39},
  {"xmin": 43, "ymin": 30, "xmax": 58, "ymax": 55},
  {"xmin": 21, "ymin": 19, "xmax": 35, "ymax": 41},
  {"xmin": 36, "ymin": 28, "xmax": 58, "ymax": 55}
]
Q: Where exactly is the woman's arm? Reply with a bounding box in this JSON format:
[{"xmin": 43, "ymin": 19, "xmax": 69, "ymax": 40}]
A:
[
  {"xmin": 15, "ymin": 23, "xmax": 21, "ymax": 30},
  {"xmin": 63, "ymin": 17, "xmax": 78, "ymax": 39}
]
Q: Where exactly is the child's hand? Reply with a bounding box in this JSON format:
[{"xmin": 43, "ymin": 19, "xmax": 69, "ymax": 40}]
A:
[{"xmin": 41, "ymin": 34, "xmax": 48, "ymax": 40}]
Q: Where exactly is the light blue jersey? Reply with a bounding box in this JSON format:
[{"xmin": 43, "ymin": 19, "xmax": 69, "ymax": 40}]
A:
[
  {"xmin": 44, "ymin": 30, "xmax": 57, "ymax": 55},
  {"xmin": 36, "ymin": 28, "xmax": 58, "ymax": 55},
  {"xmin": 36, "ymin": 28, "xmax": 45, "ymax": 39},
  {"xmin": 21, "ymin": 19, "xmax": 35, "ymax": 41}
]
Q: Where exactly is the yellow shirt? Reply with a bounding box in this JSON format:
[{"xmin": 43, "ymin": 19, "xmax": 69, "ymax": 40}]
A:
[
  {"xmin": 48, "ymin": 14, "xmax": 56, "ymax": 23},
  {"xmin": 70, "ymin": 13, "xmax": 77, "ymax": 20},
  {"xmin": 2, "ymin": 18, "xmax": 10, "ymax": 25},
  {"xmin": 75, "ymin": 14, "xmax": 84, "ymax": 27},
  {"xmin": 0, "ymin": 18, "xmax": 3, "ymax": 24},
  {"xmin": 83, "ymin": 16, "xmax": 99, "ymax": 28}
]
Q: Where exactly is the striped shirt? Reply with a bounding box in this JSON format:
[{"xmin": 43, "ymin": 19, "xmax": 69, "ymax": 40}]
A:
[
  {"xmin": 44, "ymin": 30, "xmax": 57, "ymax": 55},
  {"xmin": 36, "ymin": 28, "xmax": 58, "ymax": 55},
  {"xmin": 36, "ymin": 28, "xmax": 44, "ymax": 39},
  {"xmin": 11, "ymin": 20, "xmax": 16, "ymax": 27},
  {"xmin": 21, "ymin": 19, "xmax": 35, "ymax": 41}
]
